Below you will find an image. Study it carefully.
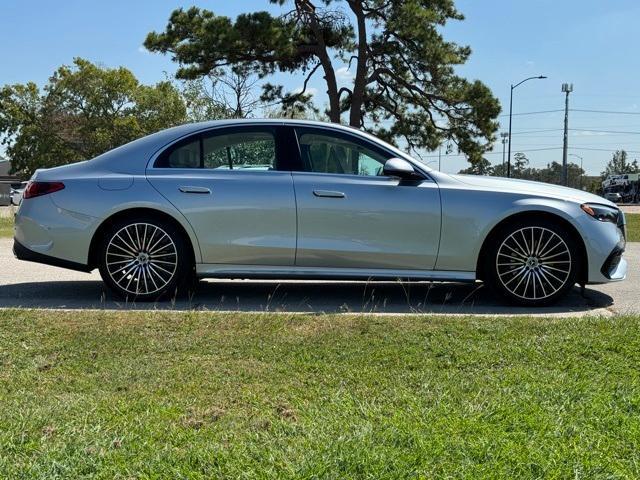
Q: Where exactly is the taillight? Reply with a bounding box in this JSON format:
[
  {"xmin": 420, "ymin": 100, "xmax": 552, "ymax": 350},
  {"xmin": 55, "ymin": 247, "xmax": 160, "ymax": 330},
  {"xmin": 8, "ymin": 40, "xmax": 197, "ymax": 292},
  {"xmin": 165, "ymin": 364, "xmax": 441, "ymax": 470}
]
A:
[{"xmin": 23, "ymin": 181, "xmax": 65, "ymax": 199}]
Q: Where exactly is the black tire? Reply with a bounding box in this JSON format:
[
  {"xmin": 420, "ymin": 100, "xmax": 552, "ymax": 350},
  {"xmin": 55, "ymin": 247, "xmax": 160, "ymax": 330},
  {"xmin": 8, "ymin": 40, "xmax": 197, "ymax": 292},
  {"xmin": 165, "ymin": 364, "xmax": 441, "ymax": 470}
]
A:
[
  {"xmin": 98, "ymin": 215, "xmax": 194, "ymax": 301},
  {"xmin": 483, "ymin": 219, "xmax": 579, "ymax": 306}
]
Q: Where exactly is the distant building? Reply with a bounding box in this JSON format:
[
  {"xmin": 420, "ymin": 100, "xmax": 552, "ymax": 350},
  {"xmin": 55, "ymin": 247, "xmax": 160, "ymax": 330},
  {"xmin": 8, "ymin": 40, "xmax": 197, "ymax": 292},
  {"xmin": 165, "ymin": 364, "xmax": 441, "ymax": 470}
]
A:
[{"xmin": 0, "ymin": 158, "xmax": 20, "ymax": 206}]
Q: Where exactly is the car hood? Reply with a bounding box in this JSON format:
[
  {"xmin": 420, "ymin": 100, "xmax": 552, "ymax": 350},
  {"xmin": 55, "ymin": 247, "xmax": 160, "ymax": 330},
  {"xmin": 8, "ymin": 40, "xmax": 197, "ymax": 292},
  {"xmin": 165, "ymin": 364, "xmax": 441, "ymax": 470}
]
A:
[{"xmin": 448, "ymin": 174, "xmax": 615, "ymax": 207}]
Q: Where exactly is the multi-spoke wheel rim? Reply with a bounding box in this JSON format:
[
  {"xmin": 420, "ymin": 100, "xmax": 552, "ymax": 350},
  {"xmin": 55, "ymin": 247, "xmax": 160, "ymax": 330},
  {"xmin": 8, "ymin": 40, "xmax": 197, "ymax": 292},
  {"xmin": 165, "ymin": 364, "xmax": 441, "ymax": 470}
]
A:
[
  {"xmin": 105, "ymin": 223, "xmax": 177, "ymax": 296},
  {"xmin": 496, "ymin": 226, "xmax": 572, "ymax": 300}
]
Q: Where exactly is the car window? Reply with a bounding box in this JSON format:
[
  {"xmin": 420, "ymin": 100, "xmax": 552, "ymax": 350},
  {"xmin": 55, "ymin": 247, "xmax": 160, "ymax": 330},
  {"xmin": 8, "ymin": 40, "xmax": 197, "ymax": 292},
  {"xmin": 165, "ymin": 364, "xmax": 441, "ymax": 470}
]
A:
[
  {"xmin": 203, "ymin": 131, "xmax": 275, "ymax": 171},
  {"xmin": 296, "ymin": 130, "xmax": 391, "ymax": 176},
  {"xmin": 167, "ymin": 138, "xmax": 200, "ymax": 169},
  {"xmin": 157, "ymin": 128, "xmax": 277, "ymax": 170}
]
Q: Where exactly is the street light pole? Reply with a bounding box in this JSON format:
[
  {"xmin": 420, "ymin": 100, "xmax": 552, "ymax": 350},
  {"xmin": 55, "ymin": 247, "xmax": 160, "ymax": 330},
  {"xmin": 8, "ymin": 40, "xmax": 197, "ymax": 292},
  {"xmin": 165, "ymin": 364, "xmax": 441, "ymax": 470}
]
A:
[{"xmin": 507, "ymin": 75, "xmax": 547, "ymax": 178}]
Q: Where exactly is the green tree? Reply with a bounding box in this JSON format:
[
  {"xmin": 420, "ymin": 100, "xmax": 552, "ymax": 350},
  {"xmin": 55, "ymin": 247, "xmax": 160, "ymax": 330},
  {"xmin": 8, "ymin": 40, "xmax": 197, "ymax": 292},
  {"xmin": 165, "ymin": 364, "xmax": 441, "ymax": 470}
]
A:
[
  {"xmin": 512, "ymin": 152, "xmax": 529, "ymax": 178},
  {"xmin": 0, "ymin": 58, "xmax": 186, "ymax": 176},
  {"xmin": 492, "ymin": 162, "xmax": 507, "ymax": 177},
  {"xmin": 493, "ymin": 158, "xmax": 585, "ymax": 189},
  {"xmin": 144, "ymin": 0, "xmax": 501, "ymax": 165},
  {"xmin": 601, "ymin": 150, "xmax": 640, "ymax": 178},
  {"xmin": 458, "ymin": 157, "xmax": 493, "ymax": 175}
]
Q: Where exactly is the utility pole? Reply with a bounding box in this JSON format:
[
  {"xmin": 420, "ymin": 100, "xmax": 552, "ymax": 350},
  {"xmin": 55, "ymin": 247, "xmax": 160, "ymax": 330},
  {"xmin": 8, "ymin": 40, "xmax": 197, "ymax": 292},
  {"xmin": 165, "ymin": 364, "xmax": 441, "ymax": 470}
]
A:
[{"xmin": 561, "ymin": 83, "xmax": 573, "ymax": 186}]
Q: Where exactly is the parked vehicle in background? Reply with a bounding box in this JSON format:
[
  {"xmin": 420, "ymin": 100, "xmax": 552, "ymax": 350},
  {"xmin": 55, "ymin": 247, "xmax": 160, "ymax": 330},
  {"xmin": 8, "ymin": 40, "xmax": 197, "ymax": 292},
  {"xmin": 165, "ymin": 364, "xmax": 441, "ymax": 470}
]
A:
[
  {"xmin": 10, "ymin": 182, "xmax": 28, "ymax": 206},
  {"xmin": 604, "ymin": 191, "xmax": 622, "ymax": 203},
  {"xmin": 602, "ymin": 174, "xmax": 640, "ymax": 204},
  {"xmin": 13, "ymin": 120, "xmax": 628, "ymax": 306}
]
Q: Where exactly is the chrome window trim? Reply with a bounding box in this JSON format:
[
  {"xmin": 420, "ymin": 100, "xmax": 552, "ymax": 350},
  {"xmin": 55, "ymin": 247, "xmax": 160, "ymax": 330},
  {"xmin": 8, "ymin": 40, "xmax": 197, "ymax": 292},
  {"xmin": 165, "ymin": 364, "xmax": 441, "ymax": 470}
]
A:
[{"xmin": 145, "ymin": 122, "xmax": 285, "ymax": 172}]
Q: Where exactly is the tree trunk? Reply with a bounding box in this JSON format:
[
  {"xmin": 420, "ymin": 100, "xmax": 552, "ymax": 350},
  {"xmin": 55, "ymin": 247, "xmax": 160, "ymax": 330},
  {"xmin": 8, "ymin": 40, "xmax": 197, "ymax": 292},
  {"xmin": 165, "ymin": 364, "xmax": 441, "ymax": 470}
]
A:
[
  {"xmin": 348, "ymin": 0, "xmax": 368, "ymax": 127},
  {"xmin": 296, "ymin": 0, "xmax": 341, "ymax": 123}
]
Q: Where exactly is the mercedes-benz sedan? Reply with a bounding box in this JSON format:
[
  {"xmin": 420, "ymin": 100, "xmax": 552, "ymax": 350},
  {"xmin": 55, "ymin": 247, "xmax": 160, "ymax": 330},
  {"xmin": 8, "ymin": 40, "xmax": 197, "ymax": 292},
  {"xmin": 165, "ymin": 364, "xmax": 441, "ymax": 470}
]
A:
[{"xmin": 13, "ymin": 119, "xmax": 627, "ymax": 306}]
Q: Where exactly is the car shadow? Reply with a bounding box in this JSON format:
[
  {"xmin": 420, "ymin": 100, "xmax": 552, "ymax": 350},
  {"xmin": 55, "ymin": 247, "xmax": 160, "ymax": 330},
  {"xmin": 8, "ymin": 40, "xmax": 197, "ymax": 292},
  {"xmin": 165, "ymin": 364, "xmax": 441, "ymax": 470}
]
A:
[{"xmin": 0, "ymin": 279, "xmax": 614, "ymax": 315}]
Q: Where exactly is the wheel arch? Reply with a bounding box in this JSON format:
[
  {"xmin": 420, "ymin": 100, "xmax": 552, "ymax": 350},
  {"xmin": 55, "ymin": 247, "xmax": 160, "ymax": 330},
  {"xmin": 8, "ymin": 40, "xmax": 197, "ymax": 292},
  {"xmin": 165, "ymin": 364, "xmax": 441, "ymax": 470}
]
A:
[
  {"xmin": 88, "ymin": 207, "xmax": 198, "ymax": 270},
  {"xmin": 475, "ymin": 210, "xmax": 588, "ymax": 284}
]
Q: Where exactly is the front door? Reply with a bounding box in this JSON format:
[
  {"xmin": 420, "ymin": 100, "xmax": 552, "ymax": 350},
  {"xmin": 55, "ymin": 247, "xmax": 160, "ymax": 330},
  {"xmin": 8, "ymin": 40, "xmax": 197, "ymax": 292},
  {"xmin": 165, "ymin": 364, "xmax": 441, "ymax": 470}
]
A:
[
  {"xmin": 146, "ymin": 125, "xmax": 297, "ymax": 266},
  {"xmin": 291, "ymin": 127, "xmax": 441, "ymax": 270}
]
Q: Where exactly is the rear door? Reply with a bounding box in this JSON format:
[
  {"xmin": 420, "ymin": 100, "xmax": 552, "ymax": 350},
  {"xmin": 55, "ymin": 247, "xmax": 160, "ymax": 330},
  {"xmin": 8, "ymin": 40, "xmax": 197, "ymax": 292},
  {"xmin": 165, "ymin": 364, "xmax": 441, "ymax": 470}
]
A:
[
  {"xmin": 146, "ymin": 125, "xmax": 297, "ymax": 266},
  {"xmin": 290, "ymin": 126, "xmax": 441, "ymax": 270}
]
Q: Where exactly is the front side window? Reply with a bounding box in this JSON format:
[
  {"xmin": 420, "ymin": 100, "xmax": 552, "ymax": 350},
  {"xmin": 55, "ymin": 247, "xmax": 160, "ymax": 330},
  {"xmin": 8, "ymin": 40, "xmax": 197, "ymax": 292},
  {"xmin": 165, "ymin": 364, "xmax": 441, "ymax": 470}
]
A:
[
  {"xmin": 296, "ymin": 129, "xmax": 391, "ymax": 176},
  {"xmin": 156, "ymin": 128, "xmax": 276, "ymax": 170}
]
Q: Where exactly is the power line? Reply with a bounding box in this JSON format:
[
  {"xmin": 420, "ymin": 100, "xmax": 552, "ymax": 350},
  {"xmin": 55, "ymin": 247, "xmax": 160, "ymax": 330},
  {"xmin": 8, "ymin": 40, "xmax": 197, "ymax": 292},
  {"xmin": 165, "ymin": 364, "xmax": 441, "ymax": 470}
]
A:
[
  {"xmin": 419, "ymin": 147, "xmax": 562, "ymax": 158},
  {"xmin": 570, "ymin": 128, "xmax": 640, "ymax": 135},
  {"xmin": 571, "ymin": 109, "xmax": 640, "ymax": 115},
  {"xmin": 499, "ymin": 109, "xmax": 564, "ymax": 118},
  {"xmin": 570, "ymin": 147, "xmax": 640, "ymax": 154}
]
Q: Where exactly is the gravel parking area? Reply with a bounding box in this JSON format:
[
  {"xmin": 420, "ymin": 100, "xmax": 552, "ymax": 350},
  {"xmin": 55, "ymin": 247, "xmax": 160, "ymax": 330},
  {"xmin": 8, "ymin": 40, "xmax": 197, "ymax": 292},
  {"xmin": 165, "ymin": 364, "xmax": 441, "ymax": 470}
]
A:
[
  {"xmin": 0, "ymin": 238, "xmax": 637, "ymax": 315},
  {"xmin": 621, "ymin": 205, "xmax": 640, "ymax": 214}
]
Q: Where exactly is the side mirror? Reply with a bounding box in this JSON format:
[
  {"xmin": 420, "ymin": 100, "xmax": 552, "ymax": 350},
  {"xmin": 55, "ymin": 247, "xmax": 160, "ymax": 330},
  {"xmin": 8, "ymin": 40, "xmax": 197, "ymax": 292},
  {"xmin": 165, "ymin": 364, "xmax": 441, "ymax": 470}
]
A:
[{"xmin": 383, "ymin": 158, "xmax": 419, "ymax": 179}]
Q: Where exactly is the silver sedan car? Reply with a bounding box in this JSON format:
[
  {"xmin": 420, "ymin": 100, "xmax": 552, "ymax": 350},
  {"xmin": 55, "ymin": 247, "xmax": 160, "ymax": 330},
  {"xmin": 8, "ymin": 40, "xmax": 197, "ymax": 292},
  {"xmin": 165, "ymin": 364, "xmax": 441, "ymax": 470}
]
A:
[{"xmin": 13, "ymin": 119, "xmax": 627, "ymax": 306}]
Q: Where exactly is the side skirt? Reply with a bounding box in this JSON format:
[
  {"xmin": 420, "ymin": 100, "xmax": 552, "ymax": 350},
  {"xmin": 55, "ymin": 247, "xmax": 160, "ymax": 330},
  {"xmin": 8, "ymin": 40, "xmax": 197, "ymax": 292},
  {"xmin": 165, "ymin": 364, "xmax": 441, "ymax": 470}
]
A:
[{"xmin": 195, "ymin": 264, "xmax": 476, "ymax": 282}]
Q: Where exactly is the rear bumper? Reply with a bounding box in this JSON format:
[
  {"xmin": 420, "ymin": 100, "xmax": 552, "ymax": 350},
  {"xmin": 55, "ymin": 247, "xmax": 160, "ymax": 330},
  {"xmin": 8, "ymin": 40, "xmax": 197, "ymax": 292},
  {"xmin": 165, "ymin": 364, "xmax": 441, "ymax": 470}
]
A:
[{"xmin": 13, "ymin": 239, "xmax": 92, "ymax": 273}]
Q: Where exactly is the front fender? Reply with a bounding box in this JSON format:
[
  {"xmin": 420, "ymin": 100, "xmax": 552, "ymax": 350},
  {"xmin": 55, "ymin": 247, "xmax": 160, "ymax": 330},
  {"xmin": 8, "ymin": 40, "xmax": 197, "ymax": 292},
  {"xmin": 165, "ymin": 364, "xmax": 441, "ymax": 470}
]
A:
[{"xmin": 435, "ymin": 188, "xmax": 583, "ymax": 272}]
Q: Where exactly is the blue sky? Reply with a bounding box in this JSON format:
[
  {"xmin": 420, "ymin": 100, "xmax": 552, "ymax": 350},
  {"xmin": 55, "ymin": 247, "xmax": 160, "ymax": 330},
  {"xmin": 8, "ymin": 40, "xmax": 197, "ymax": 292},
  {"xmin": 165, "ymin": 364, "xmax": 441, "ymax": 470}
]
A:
[{"xmin": 1, "ymin": 0, "xmax": 639, "ymax": 174}]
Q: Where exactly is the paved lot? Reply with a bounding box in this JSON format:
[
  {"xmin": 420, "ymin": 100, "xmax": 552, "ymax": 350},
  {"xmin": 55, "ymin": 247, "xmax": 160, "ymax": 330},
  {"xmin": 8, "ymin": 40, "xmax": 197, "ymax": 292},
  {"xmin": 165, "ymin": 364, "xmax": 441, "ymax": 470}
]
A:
[
  {"xmin": 0, "ymin": 238, "xmax": 637, "ymax": 315},
  {"xmin": 621, "ymin": 205, "xmax": 640, "ymax": 214}
]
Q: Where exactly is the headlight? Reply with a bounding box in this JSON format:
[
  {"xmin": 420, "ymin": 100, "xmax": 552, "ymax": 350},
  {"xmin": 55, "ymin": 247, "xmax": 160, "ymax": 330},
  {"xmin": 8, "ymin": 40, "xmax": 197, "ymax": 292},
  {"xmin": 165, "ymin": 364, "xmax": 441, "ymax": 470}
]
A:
[{"xmin": 581, "ymin": 203, "xmax": 619, "ymax": 223}]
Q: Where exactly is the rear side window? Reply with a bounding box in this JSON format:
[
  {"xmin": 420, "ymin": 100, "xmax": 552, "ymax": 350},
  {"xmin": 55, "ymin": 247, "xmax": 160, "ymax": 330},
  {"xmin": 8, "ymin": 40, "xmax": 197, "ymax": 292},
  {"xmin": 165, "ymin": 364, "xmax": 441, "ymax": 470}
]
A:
[
  {"xmin": 154, "ymin": 127, "xmax": 277, "ymax": 170},
  {"xmin": 203, "ymin": 131, "xmax": 275, "ymax": 170},
  {"xmin": 166, "ymin": 139, "xmax": 200, "ymax": 168}
]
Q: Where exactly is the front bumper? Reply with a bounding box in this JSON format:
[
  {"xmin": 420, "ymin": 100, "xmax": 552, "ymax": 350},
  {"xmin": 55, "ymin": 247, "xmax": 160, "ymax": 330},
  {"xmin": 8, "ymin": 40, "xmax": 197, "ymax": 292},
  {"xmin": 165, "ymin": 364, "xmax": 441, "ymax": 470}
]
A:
[{"xmin": 583, "ymin": 207, "xmax": 627, "ymax": 284}]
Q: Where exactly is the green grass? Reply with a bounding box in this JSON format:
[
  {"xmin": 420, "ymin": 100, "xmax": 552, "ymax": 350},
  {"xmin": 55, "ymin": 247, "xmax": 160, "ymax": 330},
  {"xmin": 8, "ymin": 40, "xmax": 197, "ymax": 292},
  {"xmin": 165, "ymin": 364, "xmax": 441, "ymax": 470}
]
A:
[
  {"xmin": 2, "ymin": 310, "xmax": 640, "ymax": 478},
  {"xmin": 0, "ymin": 215, "xmax": 13, "ymax": 237},
  {"xmin": 626, "ymin": 213, "xmax": 640, "ymax": 242}
]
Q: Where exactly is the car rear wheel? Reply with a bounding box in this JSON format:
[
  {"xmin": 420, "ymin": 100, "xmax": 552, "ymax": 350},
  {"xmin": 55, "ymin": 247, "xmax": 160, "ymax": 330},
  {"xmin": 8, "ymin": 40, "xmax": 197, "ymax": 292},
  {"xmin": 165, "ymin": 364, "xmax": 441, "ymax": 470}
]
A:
[
  {"xmin": 484, "ymin": 220, "xmax": 579, "ymax": 306},
  {"xmin": 98, "ymin": 216, "xmax": 193, "ymax": 301}
]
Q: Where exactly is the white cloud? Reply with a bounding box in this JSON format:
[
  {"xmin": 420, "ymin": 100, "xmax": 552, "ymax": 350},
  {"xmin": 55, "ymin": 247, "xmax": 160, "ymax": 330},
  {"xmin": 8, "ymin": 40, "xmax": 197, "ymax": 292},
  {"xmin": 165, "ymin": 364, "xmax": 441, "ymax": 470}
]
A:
[
  {"xmin": 138, "ymin": 45, "xmax": 149, "ymax": 54},
  {"xmin": 525, "ymin": 60, "xmax": 535, "ymax": 66},
  {"xmin": 335, "ymin": 66, "xmax": 355, "ymax": 81}
]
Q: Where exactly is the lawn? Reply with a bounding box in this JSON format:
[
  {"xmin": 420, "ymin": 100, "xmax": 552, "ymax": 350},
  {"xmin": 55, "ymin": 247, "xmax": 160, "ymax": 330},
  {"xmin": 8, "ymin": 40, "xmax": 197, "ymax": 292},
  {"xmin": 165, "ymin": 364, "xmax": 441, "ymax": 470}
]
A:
[
  {"xmin": 627, "ymin": 212, "xmax": 640, "ymax": 242},
  {"xmin": 0, "ymin": 215, "xmax": 13, "ymax": 238},
  {"xmin": 2, "ymin": 310, "xmax": 640, "ymax": 478}
]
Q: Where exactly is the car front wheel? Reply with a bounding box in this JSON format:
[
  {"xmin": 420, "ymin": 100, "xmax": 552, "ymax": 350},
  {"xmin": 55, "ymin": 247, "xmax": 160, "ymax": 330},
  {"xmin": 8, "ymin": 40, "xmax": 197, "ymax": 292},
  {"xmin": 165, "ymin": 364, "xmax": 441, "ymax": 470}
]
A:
[
  {"xmin": 484, "ymin": 220, "xmax": 579, "ymax": 306},
  {"xmin": 98, "ymin": 216, "xmax": 192, "ymax": 301}
]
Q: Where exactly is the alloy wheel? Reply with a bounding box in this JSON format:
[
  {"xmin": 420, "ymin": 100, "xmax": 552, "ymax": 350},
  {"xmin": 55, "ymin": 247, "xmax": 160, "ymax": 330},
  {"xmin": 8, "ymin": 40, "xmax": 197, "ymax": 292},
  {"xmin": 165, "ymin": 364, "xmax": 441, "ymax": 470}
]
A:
[
  {"xmin": 104, "ymin": 223, "xmax": 178, "ymax": 296},
  {"xmin": 496, "ymin": 226, "xmax": 572, "ymax": 301}
]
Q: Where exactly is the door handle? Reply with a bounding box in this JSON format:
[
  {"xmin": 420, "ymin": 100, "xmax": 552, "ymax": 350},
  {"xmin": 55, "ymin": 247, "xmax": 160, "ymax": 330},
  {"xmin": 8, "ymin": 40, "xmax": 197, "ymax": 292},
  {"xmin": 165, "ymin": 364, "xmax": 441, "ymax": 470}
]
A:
[
  {"xmin": 313, "ymin": 190, "xmax": 345, "ymax": 198},
  {"xmin": 179, "ymin": 186, "xmax": 211, "ymax": 194}
]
